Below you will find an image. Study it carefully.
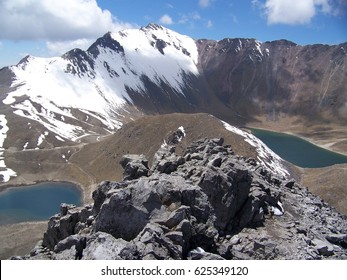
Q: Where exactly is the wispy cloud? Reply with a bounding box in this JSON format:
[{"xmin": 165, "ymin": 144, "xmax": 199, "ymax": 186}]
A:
[
  {"xmin": 231, "ymin": 15, "xmax": 239, "ymax": 24},
  {"xmin": 199, "ymin": 0, "xmax": 212, "ymax": 8},
  {"xmin": 254, "ymin": 0, "xmax": 337, "ymax": 25},
  {"xmin": 159, "ymin": 14, "xmax": 174, "ymax": 25},
  {"xmin": 207, "ymin": 20, "xmax": 213, "ymax": 28},
  {"xmin": 178, "ymin": 12, "xmax": 201, "ymax": 24}
]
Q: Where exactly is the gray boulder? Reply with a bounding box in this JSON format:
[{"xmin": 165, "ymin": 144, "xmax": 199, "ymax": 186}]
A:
[
  {"xmin": 82, "ymin": 232, "xmax": 139, "ymax": 260},
  {"xmin": 312, "ymin": 239, "xmax": 335, "ymax": 256},
  {"xmin": 120, "ymin": 154, "xmax": 149, "ymax": 180},
  {"xmin": 326, "ymin": 234, "xmax": 347, "ymax": 248}
]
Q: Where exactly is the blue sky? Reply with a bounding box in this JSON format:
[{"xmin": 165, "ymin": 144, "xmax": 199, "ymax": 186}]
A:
[{"xmin": 0, "ymin": 0, "xmax": 346, "ymax": 68}]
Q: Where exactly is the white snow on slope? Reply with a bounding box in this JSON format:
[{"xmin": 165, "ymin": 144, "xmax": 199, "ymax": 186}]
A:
[
  {"xmin": 178, "ymin": 126, "xmax": 186, "ymax": 136},
  {"xmin": 3, "ymin": 25, "xmax": 199, "ymax": 142},
  {"xmin": 0, "ymin": 115, "xmax": 17, "ymax": 182},
  {"xmin": 37, "ymin": 134, "xmax": 45, "ymax": 147},
  {"xmin": 161, "ymin": 126, "xmax": 187, "ymax": 148},
  {"xmin": 12, "ymin": 100, "xmax": 86, "ymax": 142},
  {"xmin": 222, "ymin": 121, "xmax": 289, "ymax": 178},
  {"xmin": 4, "ymin": 55, "xmax": 126, "ymax": 114},
  {"xmin": 109, "ymin": 25, "xmax": 199, "ymax": 94}
]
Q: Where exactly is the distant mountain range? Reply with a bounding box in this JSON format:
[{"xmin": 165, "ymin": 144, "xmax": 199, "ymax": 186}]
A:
[{"xmin": 0, "ymin": 23, "xmax": 346, "ymax": 184}]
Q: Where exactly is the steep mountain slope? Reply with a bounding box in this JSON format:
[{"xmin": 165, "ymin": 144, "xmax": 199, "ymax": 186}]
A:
[
  {"xmin": 0, "ymin": 24, "xmax": 201, "ymax": 152},
  {"xmin": 197, "ymin": 38, "xmax": 347, "ymax": 124},
  {"xmin": 0, "ymin": 24, "xmax": 203, "ymax": 183}
]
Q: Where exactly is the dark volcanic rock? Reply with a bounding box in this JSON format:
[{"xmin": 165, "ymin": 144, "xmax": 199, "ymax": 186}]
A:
[{"xmin": 21, "ymin": 138, "xmax": 347, "ymax": 260}]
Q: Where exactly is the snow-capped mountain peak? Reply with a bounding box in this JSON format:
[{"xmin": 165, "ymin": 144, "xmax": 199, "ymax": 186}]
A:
[{"xmin": 1, "ymin": 24, "xmax": 200, "ymax": 150}]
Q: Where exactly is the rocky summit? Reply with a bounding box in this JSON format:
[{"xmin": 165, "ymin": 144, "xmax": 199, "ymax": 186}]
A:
[{"xmin": 16, "ymin": 138, "xmax": 347, "ymax": 260}]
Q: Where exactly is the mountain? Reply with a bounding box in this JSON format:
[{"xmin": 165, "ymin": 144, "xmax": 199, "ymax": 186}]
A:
[
  {"xmin": 0, "ymin": 22, "xmax": 345, "ymax": 207},
  {"xmin": 1, "ymin": 23, "xmax": 347, "ymax": 260},
  {"xmin": 1, "ymin": 24, "xmax": 346, "ymax": 162}
]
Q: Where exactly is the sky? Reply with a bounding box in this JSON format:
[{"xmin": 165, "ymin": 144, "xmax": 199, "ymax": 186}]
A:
[{"xmin": 0, "ymin": 0, "xmax": 346, "ymax": 68}]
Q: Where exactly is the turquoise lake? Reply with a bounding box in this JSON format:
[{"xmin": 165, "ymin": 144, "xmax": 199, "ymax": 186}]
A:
[
  {"xmin": 0, "ymin": 182, "xmax": 82, "ymax": 226},
  {"xmin": 250, "ymin": 128, "xmax": 347, "ymax": 168}
]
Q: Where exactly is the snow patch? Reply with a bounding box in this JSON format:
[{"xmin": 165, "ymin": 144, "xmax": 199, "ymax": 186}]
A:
[
  {"xmin": 178, "ymin": 126, "xmax": 186, "ymax": 136},
  {"xmin": 55, "ymin": 135, "xmax": 65, "ymax": 142},
  {"xmin": 255, "ymin": 40, "xmax": 263, "ymax": 56},
  {"xmin": 12, "ymin": 100, "xmax": 86, "ymax": 141},
  {"xmin": 37, "ymin": 134, "xmax": 45, "ymax": 146},
  {"xmin": 222, "ymin": 121, "xmax": 289, "ymax": 178},
  {"xmin": 61, "ymin": 154, "xmax": 68, "ymax": 162},
  {"xmin": 272, "ymin": 201, "xmax": 284, "ymax": 216},
  {"xmin": 23, "ymin": 142, "xmax": 29, "ymax": 150},
  {"xmin": 177, "ymin": 126, "xmax": 186, "ymax": 142},
  {"xmin": 161, "ymin": 140, "xmax": 168, "ymax": 148},
  {"xmin": 0, "ymin": 115, "xmax": 17, "ymax": 182}
]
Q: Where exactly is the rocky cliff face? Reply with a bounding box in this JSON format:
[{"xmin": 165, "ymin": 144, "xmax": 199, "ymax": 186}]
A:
[
  {"xmin": 196, "ymin": 39, "xmax": 347, "ymax": 125},
  {"xmin": 16, "ymin": 138, "xmax": 347, "ymax": 260}
]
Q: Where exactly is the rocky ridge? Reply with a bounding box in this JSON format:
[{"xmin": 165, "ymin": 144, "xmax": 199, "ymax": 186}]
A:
[{"xmin": 15, "ymin": 137, "xmax": 347, "ymax": 260}]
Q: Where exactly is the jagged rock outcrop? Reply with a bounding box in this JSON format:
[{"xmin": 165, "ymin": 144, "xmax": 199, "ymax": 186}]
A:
[{"xmin": 16, "ymin": 138, "xmax": 347, "ymax": 260}]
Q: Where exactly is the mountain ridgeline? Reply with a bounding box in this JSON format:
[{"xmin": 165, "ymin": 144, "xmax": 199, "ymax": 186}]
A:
[{"xmin": 0, "ymin": 23, "xmax": 346, "ymax": 155}]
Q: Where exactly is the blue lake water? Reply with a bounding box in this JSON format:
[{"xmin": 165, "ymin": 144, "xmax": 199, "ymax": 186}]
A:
[
  {"xmin": 250, "ymin": 128, "xmax": 347, "ymax": 168},
  {"xmin": 0, "ymin": 182, "xmax": 82, "ymax": 226}
]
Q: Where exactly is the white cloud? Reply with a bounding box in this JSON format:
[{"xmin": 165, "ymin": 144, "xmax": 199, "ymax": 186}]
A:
[
  {"xmin": 159, "ymin": 14, "xmax": 174, "ymax": 25},
  {"xmin": 199, "ymin": 0, "xmax": 212, "ymax": 8},
  {"xmin": 178, "ymin": 12, "xmax": 201, "ymax": 24},
  {"xmin": 0, "ymin": 0, "xmax": 134, "ymax": 41},
  {"xmin": 232, "ymin": 15, "xmax": 239, "ymax": 24},
  {"xmin": 261, "ymin": 0, "xmax": 333, "ymax": 25},
  {"xmin": 46, "ymin": 39, "xmax": 93, "ymax": 56},
  {"xmin": 207, "ymin": 20, "xmax": 213, "ymax": 28}
]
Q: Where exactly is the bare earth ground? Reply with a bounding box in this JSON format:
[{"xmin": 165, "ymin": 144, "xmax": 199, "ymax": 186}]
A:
[
  {"xmin": 299, "ymin": 164, "xmax": 347, "ymax": 215},
  {"xmin": 0, "ymin": 222, "xmax": 47, "ymax": 259},
  {"xmin": 0, "ymin": 113, "xmax": 346, "ymax": 259}
]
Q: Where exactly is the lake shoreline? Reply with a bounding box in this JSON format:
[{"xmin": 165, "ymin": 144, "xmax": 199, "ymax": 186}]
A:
[
  {"xmin": 247, "ymin": 127, "xmax": 347, "ymax": 168},
  {"xmin": 0, "ymin": 181, "xmax": 83, "ymax": 227},
  {"xmin": 246, "ymin": 125, "xmax": 347, "ymax": 158},
  {"xmin": 0, "ymin": 179, "xmax": 87, "ymax": 204}
]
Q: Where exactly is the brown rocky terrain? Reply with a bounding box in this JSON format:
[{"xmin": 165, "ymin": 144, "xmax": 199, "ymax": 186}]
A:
[
  {"xmin": 195, "ymin": 39, "xmax": 347, "ymax": 128},
  {"xmin": 69, "ymin": 113, "xmax": 260, "ymax": 186}
]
